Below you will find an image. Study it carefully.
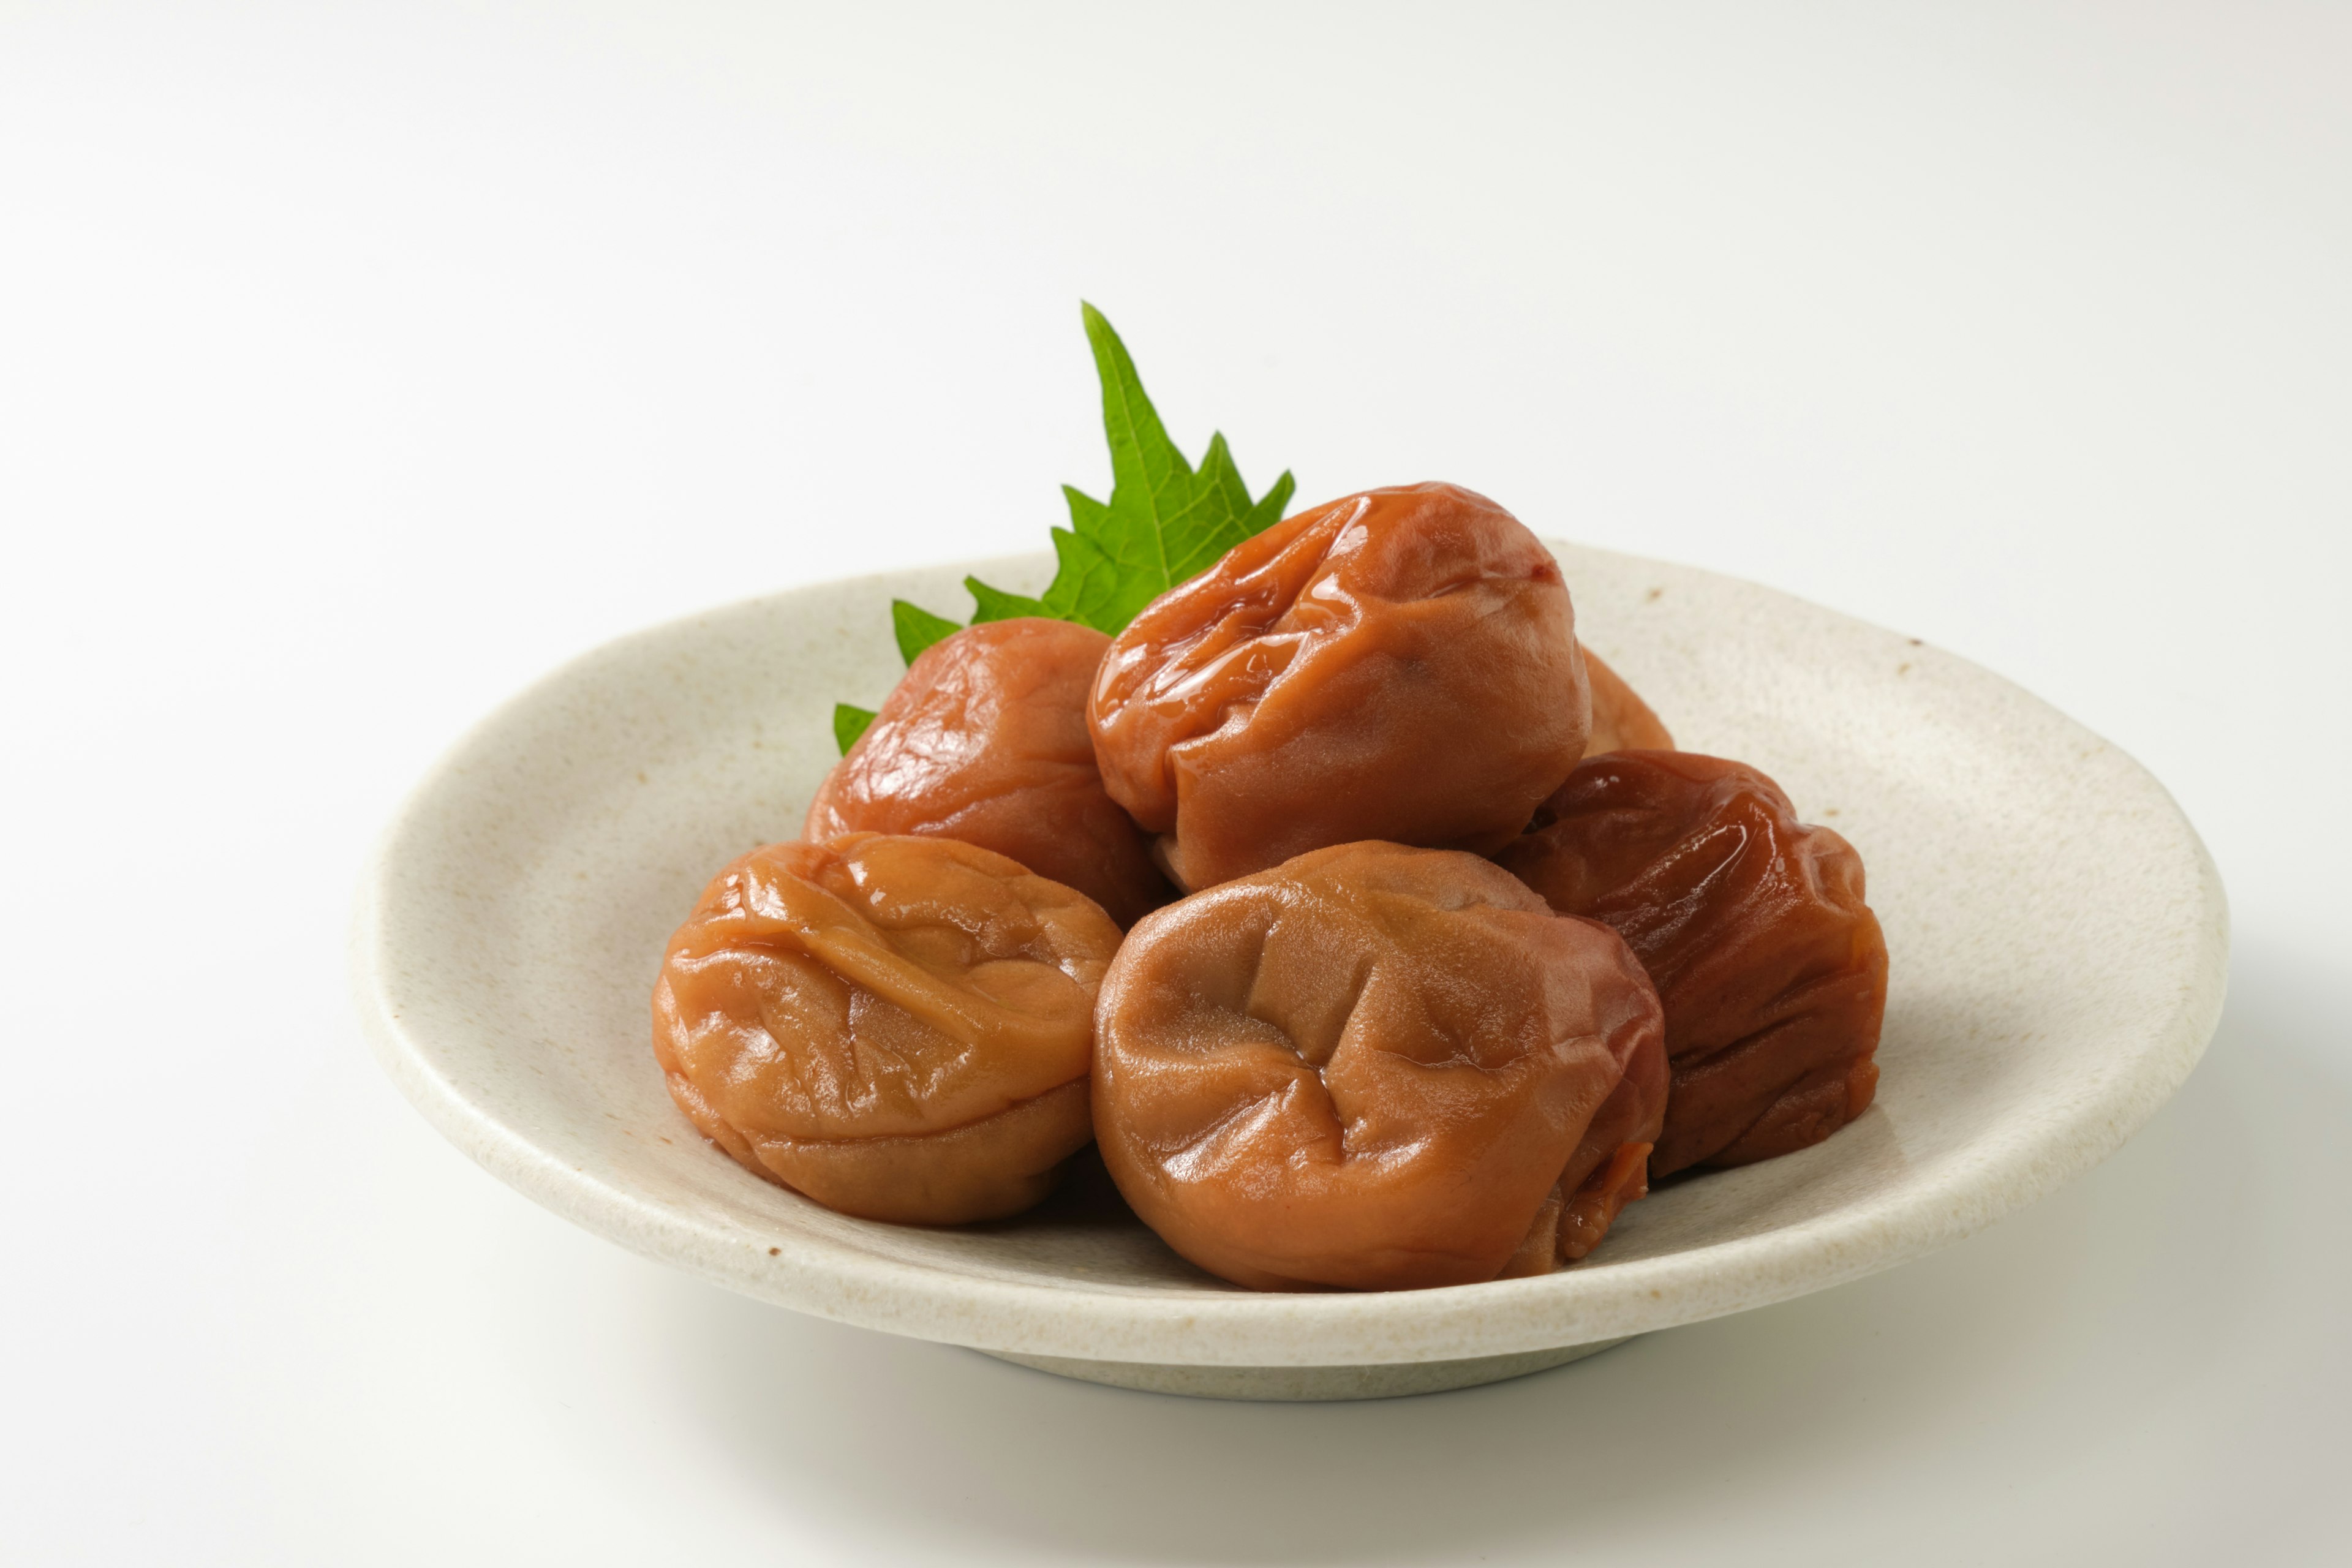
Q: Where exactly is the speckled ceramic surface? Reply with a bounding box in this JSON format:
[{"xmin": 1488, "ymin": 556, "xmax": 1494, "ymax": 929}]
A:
[{"xmin": 352, "ymin": 544, "xmax": 2227, "ymax": 1398}]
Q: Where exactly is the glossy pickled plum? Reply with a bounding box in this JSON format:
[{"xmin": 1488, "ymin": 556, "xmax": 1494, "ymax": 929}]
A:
[
  {"xmin": 1089, "ymin": 484, "xmax": 1590, "ymax": 892},
  {"xmin": 1093, "ymin": 841, "xmax": 1667, "ymax": 1291},
  {"xmin": 652, "ymin": 833, "xmax": 1123, "ymax": 1224},
  {"xmin": 1497, "ymin": 752, "xmax": 1887, "ymax": 1175},
  {"xmin": 808, "ymin": 618, "xmax": 1169, "ymax": 927}
]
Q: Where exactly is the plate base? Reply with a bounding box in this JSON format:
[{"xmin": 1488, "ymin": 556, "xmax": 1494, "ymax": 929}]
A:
[{"xmin": 980, "ymin": 1337, "xmax": 1634, "ymax": 1401}]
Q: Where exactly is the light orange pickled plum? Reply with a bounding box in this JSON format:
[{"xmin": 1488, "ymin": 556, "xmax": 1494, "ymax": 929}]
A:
[
  {"xmin": 1092, "ymin": 841, "xmax": 1667, "ymax": 1291},
  {"xmin": 808, "ymin": 618, "xmax": 1170, "ymax": 928},
  {"xmin": 1089, "ymin": 484, "xmax": 1590, "ymax": 892},
  {"xmin": 652, "ymin": 833, "xmax": 1122, "ymax": 1224}
]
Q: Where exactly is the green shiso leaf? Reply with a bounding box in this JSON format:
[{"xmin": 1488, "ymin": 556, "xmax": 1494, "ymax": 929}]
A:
[
  {"xmin": 970, "ymin": 302, "xmax": 1294, "ymax": 635},
  {"xmin": 832, "ymin": 302, "xmax": 1292, "ymax": 744},
  {"xmin": 963, "ymin": 575, "xmax": 1050, "ymax": 623},
  {"xmin": 891, "ymin": 598, "xmax": 963, "ymax": 666},
  {"xmin": 832, "ymin": 703, "xmax": 877, "ymax": 756}
]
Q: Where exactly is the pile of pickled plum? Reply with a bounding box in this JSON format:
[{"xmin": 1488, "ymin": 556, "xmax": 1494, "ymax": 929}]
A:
[{"xmin": 653, "ymin": 482, "xmax": 1888, "ymax": 1292}]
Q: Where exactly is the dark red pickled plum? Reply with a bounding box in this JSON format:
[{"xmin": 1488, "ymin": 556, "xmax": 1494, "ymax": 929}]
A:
[
  {"xmin": 1092, "ymin": 842, "xmax": 1667, "ymax": 1292},
  {"xmin": 809, "ymin": 618, "xmax": 1170, "ymax": 927},
  {"xmin": 1088, "ymin": 484, "xmax": 1591, "ymax": 892},
  {"xmin": 1581, "ymin": 644, "xmax": 1674, "ymax": 756},
  {"xmin": 652, "ymin": 833, "xmax": 1123, "ymax": 1224},
  {"xmin": 1496, "ymin": 752, "xmax": 1888, "ymax": 1176}
]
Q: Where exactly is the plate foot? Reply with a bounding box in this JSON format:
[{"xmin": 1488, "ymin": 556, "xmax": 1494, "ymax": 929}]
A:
[{"xmin": 979, "ymin": 1338, "xmax": 1634, "ymax": 1401}]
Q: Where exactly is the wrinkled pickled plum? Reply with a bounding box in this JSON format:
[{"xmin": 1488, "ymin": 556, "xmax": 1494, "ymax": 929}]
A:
[
  {"xmin": 652, "ymin": 832, "xmax": 1123, "ymax": 1224},
  {"xmin": 809, "ymin": 618, "xmax": 1170, "ymax": 927},
  {"xmin": 1581, "ymin": 644, "xmax": 1674, "ymax": 756},
  {"xmin": 1496, "ymin": 752, "xmax": 1887, "ymax": 1176},
  {"xmin": 1092, "ymin": 841, "xmax": 1667, "ymax": 1291},
  {"xmin": 1089, "ymin": 484, "xmax": 1590, "ymax": 892}
]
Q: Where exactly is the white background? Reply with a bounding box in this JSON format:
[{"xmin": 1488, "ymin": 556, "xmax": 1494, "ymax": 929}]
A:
[{"xmin": 4, "ymin": 3, "xmax": 2347, "ymax": 1562}]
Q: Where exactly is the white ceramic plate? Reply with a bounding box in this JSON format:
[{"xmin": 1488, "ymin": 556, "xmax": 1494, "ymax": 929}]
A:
[{"xmin": 353, "ymin": 544, "xmax": 2226, "ymax": 1400}]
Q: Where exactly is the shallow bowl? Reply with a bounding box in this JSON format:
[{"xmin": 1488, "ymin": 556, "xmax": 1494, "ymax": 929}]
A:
[{"xmin": 352, "ymin": 545, "xmax": 2226, "ymax": 1400}]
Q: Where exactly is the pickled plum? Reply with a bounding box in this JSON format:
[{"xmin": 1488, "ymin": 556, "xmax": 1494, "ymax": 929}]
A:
[
  {"xmin": 652, "ymin": 832, "xmax": 1123, "ymax": 1224},
  {"xmin": 1092, "ymin": 841, "xmax": 1667, "ymax": 1291},
  {"xmin": 1496, "ymin": 752, "xmax": 1887, "ymax": 1175},
  {"xmin": 1088, "ymin": 483, "xmax": 1591, "ymax": 892},
  {"xmin": 809, "ymin": 618, "xmax": 1170, "ymax": 927}
]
